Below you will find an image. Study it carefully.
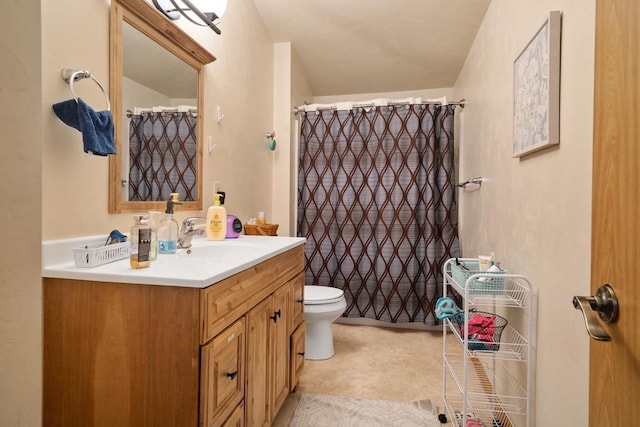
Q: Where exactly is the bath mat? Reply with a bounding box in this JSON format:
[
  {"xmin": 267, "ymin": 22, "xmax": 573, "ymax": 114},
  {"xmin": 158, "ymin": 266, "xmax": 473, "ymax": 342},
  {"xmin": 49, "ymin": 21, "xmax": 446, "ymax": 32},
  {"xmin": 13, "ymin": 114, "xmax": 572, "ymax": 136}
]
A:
[{"xmin": 289, "ymin": 393, "xmax": 440, "ymax": 427}]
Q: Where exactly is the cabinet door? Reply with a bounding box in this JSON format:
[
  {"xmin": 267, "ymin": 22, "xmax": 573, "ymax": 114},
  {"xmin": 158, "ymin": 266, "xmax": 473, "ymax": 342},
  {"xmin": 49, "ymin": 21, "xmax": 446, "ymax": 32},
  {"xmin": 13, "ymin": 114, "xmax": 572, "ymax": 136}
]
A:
[
  {"xmin": 220, "ymin": 402, "xmax": 244, "ymax": 427},
  {"xmin": 290, "ymin": 322, "xmax": 306, "ymax": 391},
  {"xmin": 289, "ymin": 272, "xmax": 305, "ymax": 333},
  {"xmin": 271, "ymin": 284, "xmax": 291, "ymax": 417},
  {"xmin": 245, "ymin": 297, "xmax": 272, "ymax": 427},
  {"xmin": 200, "ymin": 318, "xmax": 245, "ymax": 427}
]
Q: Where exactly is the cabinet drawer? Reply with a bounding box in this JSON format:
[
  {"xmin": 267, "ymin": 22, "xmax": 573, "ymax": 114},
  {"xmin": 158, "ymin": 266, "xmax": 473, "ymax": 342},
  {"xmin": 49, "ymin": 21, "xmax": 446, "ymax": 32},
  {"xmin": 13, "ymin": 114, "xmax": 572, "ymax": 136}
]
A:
[
  {"xmin": 290, "ymin": 272, "xmax": 305, "ymax": 333},
  {"xmin": 201, "ymin": 318, "xmax": 245, "ymax": 427},
  {"xmin": 201, "ymin": 246, "xmax": 304, "ymax": 343},
  {"xmin": 290, "ymin": 322, "xmax": 306, "ymax": 392}
]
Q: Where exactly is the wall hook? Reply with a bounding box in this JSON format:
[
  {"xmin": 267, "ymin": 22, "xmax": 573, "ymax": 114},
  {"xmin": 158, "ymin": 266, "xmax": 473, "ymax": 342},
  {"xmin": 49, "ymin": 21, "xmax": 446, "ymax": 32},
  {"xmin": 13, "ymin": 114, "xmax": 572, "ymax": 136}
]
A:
[
  {"xmin": 266, "ymin": 131, "xmax": 276, "ymax": 151},
  {"xmin": 216, "ymin": 106, "xmax": 224, "ymax": 124}
]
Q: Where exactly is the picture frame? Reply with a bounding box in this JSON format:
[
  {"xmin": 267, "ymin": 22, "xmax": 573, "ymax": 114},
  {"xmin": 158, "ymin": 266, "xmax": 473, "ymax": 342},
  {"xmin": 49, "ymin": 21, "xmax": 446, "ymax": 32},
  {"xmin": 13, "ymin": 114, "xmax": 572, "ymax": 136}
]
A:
[{"xmin": 513, "ymin": 10, "xmax": 562, "ymax": 158}]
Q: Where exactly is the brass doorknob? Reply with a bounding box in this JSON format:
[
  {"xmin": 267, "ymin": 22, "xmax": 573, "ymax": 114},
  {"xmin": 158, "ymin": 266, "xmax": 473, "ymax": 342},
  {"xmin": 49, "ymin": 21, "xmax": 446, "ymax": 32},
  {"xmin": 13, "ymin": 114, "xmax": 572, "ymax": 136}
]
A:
[{"xmin": 572, "ymin": 284, "xmax": 619, "ymax": 341}]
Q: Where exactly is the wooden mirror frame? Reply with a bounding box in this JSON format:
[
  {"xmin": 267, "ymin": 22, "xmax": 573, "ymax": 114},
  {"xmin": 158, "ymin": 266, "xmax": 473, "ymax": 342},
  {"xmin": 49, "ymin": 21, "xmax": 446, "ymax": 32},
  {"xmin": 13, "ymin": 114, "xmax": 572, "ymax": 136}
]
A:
[{"xmin": 109, "ymin": 0, "xmax": 215, "ymax": 213}]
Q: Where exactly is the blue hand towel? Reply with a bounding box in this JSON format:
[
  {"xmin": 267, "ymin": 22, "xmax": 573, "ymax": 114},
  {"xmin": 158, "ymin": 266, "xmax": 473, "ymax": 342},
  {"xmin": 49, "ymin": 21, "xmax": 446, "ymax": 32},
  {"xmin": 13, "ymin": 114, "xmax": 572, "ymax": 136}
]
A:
[{"xmin": 53, "ymin": 98, "xmax": 116, "ymax": 156}]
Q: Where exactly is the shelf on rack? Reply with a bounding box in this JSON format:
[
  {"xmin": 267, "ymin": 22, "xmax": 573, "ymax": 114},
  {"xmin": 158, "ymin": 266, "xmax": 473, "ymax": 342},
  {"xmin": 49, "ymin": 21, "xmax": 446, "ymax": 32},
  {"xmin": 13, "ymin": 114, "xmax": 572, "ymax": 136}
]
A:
[
  {"xmin": 444, "ymin": 271, "xmax": 530, "ymax": 308},
  {"xmin": 443, "ymin": 353, "xmax": 528, "ymax": 415},
  {"xmin": 443, "ymin": 394, "xmax": 526, "ymax": 427},
  {"xmin": 446, "ymin": 318, "xmax": 529, "ymax": 361}
]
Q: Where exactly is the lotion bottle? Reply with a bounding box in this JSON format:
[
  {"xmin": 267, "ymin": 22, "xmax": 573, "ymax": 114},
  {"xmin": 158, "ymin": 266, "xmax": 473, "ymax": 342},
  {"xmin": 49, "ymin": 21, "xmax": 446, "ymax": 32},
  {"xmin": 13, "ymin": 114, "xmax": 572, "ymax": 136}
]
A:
[
  {"xmin": 158, "ymin": 193, "xmax": 181, "ymax": 254},
  {"xmin": 206, "ymin": 193, "xmax": 227, "ymax": 241}
]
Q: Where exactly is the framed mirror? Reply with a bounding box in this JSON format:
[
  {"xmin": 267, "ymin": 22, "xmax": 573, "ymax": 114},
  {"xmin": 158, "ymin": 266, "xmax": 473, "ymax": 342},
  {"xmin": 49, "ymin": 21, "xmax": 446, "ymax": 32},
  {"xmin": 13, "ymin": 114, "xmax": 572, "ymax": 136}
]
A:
[{"xmin": 109, "ymin": 0, "xmax": 215, "ymax": 213}]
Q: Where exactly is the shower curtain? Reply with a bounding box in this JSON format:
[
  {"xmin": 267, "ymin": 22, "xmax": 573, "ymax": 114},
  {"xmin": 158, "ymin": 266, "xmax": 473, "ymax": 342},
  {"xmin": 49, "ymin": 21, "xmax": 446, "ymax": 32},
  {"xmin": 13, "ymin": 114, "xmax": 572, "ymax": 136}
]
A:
[
  {"xmin": 297, "ymin": 104, "xmax": 460, "ymax": 325},
  {"xmin": 128, "ymin": 111, "xmax": 198, "ymax": 201}
]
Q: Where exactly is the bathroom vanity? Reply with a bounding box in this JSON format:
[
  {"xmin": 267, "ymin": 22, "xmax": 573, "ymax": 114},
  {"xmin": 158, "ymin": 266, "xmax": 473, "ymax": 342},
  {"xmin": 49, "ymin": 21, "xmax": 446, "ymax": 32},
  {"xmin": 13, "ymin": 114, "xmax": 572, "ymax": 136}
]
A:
[{"xmin": 42, "ymin": 236, "xmax": 306, "ymax": 427}]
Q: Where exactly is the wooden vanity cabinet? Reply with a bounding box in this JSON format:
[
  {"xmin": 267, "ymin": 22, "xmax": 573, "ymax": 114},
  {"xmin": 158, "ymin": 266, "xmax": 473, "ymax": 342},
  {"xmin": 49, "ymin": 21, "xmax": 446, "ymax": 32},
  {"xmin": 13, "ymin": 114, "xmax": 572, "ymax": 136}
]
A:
[{"xmin": 44, "ymin": 245, "xmax": 305, "ymax": 427}]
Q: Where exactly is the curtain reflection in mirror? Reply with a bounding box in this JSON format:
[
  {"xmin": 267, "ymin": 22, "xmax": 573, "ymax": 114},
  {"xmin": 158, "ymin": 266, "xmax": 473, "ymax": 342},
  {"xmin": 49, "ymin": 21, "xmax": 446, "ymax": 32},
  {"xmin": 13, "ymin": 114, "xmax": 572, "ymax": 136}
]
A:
[{"xmin": 128, "ymin": 108, "xmax": 197, "ymax": 202}]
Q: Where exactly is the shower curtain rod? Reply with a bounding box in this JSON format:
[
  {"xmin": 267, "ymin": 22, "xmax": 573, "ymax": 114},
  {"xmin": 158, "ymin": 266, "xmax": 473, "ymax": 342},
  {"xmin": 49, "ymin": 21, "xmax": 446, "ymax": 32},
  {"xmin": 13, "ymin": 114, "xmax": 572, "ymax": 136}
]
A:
[
  {"xmin": 126, "ymin": 108, "xmax": 197, "ymax": 118},
  {"xmin": 293, "ymin": 98, "xmax": 465, "ymax": 115}
]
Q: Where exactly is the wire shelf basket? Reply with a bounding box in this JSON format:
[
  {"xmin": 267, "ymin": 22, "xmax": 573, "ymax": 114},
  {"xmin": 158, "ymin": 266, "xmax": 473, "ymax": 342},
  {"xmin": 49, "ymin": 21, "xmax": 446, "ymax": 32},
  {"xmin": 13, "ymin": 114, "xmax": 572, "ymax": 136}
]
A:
[{"xmin": 451, "ymin": 310, "xmax": 508, "ymax": 351}]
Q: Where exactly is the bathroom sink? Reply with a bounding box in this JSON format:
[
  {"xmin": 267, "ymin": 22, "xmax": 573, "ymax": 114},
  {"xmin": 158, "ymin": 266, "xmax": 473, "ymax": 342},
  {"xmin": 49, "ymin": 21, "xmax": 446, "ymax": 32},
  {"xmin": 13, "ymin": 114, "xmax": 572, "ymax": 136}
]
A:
[{"xmin": 174, "ymin": 240, "xmax": 267, "ymax": 260}]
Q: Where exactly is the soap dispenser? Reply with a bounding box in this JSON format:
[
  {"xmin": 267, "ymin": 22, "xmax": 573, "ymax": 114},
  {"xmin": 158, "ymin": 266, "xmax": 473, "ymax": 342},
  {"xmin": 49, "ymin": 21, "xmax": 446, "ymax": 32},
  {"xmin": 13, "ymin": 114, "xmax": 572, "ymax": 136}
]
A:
[
  {"xmin": 206, "ymin": 193, "xmax": 227, "ymax": 241},
  {"xmin": 158, "ymin": 193, "xmax": 181, "ymax": 254}
]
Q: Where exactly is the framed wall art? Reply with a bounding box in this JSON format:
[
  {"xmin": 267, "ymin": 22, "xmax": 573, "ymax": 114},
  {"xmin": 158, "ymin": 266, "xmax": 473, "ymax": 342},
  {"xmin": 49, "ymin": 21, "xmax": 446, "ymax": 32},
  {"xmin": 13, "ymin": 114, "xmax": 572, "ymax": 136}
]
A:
[{"xmin": 513, "ymin": 10, "xmax": 562, "ymax": 158}]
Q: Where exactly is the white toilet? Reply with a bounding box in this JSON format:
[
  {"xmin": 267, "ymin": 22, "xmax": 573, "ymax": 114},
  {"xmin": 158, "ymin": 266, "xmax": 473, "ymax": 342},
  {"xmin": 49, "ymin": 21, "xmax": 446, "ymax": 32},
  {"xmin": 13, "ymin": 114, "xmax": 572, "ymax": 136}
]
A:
[{"xmin": 303, "ymin": 285, "xmax": 347, "ymax": 360}]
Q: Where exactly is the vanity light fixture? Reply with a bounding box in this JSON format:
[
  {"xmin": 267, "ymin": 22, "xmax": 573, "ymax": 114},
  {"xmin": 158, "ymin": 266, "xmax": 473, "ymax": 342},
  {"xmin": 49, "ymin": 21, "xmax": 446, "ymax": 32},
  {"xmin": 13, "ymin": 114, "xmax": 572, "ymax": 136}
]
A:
[{"xmin": 152, "ymin": 0, "xmax": 227, "ymax": 34}]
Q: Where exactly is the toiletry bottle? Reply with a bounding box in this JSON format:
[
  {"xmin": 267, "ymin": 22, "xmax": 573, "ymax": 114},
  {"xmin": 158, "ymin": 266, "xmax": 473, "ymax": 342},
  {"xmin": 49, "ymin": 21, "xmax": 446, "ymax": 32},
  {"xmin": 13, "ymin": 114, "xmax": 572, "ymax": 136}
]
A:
[
  {"xmin": 142, "ymin": 217, "xmax": 158, "ymax": 261},
  {"xmin": 130, "ymin": 215, "xmax": 151, "ymax": 269},
  {"xmin": 206, "ymin": 193, "xmax": 227, "ymax": 241},
  {"xmin": 257, "ymin": 211, "xmax": 266, "ymax": 225},
  {"xmin": 158, "ymin": 193, "xmax": 181, "ymax": 254},
  {"xmin": 478, "ymin": 255, "xmax": 492, "ymax": 271}
]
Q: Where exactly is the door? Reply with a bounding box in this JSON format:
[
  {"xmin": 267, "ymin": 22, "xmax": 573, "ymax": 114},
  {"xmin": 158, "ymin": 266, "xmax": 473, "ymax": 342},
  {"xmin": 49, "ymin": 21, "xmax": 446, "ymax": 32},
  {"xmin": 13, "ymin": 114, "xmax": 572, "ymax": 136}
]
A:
[
  {"xmin": 200, "ymin": 319, "xmax": 244, "ymax": 426},
  {"xmin": 590, "ymin": 0, "xmax": 640, "ymax": 424},
  {"xmin": 245, "ymin": 297, "xmax": 272, "ymax": 427},
  {"xmin": 271, "ymin": 284, "xmax": 291, "ymax": 416}
]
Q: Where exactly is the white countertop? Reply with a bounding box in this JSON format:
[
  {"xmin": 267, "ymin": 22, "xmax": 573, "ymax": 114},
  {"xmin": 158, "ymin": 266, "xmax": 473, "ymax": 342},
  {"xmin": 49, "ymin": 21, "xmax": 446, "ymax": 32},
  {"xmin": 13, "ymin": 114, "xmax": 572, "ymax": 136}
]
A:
[{"xmin": 42, "ymin": 235, "xmax": 306, "ymax": 288}]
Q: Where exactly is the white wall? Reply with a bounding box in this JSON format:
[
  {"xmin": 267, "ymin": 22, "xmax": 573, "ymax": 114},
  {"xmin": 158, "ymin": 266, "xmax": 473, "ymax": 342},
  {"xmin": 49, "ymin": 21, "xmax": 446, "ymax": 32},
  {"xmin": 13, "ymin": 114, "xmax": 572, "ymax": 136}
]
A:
[
  {"xmin": 453, "ymin": 1, "xmax": 595, "ymax": 425},
  {"xmin": 0, "ymin": 0, "xmax": 42, "ymax": 425}
]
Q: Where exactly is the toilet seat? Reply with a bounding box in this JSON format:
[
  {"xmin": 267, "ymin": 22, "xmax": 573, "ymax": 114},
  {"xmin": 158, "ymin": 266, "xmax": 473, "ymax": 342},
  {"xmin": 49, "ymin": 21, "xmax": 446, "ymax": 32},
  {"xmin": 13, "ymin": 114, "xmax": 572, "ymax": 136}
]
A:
[{"xmin": 304, "ymin": 286, "xmax": 345, "ymax": 305}]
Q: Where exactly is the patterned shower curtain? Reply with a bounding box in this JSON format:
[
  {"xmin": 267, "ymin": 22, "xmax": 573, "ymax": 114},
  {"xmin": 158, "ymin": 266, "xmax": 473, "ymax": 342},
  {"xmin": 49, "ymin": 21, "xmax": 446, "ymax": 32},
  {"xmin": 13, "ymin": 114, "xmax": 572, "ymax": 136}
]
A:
[
  {"xmin": 297, "ymin": 104, "xmax": 460, "ymax": 325},
  {"xmin": 128, "ymin": 111, "xmax": 198, "ymax": 201}
]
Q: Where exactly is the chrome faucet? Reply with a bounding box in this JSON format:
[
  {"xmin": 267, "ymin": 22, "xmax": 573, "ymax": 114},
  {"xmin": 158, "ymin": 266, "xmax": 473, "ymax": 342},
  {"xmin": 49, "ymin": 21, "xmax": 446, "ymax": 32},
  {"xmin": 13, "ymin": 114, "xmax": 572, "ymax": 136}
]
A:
[{"xmin": 178, "ymin": 217, "xmax": 206, "ymax": 248}]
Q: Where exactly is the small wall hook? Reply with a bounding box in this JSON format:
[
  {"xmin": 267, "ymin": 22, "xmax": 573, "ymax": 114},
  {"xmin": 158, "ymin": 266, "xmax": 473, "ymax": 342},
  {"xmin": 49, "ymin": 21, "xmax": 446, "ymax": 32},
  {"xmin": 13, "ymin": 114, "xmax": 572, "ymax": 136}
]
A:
[
  {"xmin": 266, "ymin": 131, "xmax": 276, "ymax": 151},
  {"xmin": 216, "ymin": 106, "xmax": 224, "ymax": 124}
]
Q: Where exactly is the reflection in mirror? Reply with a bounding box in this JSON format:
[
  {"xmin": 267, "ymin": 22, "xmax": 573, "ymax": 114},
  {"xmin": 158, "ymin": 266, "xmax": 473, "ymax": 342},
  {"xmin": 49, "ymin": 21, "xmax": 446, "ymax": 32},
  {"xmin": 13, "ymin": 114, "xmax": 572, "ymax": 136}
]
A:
[
  {"xmin": 109, "ymin": 0, "xmax": 215, "ymax": 213},
  {"xmin": 122, "ymin": 22, "xmax": 198, "ymax": 202}
]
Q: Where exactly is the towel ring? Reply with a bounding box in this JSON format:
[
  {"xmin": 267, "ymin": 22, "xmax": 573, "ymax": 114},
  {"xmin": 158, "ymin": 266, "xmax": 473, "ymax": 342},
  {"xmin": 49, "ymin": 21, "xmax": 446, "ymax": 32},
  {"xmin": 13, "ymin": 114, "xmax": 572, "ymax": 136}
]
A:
[{"xmin": 60, "ymin": 68, "xmax": 111, "ymax": 112}]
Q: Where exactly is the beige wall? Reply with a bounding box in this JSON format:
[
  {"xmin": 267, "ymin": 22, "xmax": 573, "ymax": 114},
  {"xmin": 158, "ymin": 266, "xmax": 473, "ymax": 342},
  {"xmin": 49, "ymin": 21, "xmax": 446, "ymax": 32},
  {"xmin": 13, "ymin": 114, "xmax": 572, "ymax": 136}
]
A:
[
  {"xmin": 289, "ymin": 48, "xmax": 314, "ymax": 235},
  {"xmin": 272, "ymin": 42, "xmax": 293, "ymax": 236},
  {"xmin": 42, "ymin": 0, "xmax": 277, "ymax": 240},
  {"xmin": 0, "ymin": 0, "xmax": 43, "ymax": 425},
  {"xmin": 313, "ymin": 87, "xmax": 455, "ymax": 104},
  {"xmin": 453, "ymin": 1, "xmax": 595, "ymax": 425},
  {"xmin": 272, "ymin": 43, "xmax": 313, "ymax": 236}
]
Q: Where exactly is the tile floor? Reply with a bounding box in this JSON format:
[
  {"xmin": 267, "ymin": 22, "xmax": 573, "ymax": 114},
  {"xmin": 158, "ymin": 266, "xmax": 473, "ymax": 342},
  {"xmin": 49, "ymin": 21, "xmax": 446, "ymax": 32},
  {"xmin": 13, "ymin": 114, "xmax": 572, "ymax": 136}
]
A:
[{"xmin": 273, "ymin": 323, "xmax": 444, "ymax": 426}]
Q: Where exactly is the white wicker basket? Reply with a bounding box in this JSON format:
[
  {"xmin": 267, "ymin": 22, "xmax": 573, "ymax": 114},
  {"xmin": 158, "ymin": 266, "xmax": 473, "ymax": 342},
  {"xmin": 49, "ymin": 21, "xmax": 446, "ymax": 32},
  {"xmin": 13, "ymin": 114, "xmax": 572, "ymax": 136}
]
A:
[{"xmin": 72, "ymin": 242, "xmax": 130, "ymax": 268}]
